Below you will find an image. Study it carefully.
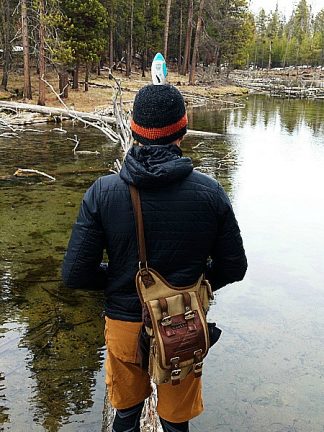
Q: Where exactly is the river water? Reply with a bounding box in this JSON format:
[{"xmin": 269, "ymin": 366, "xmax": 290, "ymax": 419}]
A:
[{"xmin": 1, "ymin": 95, "xmax": 324, "ymax": 432}]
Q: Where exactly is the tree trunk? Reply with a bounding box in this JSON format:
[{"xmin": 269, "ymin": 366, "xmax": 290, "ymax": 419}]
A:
[
  {"xmin": 215, "ymin": 47, "xmax": 221, "ymax": 73},
  {"xmin": 126, "ymin": 0, "xmax": 134, "ymax": 77},
  {"xmin": 1, "ymin": 0, "xmax": 11, "ymax": 90},
  {"xmin": 1, "ymin": 46, "xmax": 10, "ymax": 90},
  {"xmin": 72, "ymin": 63, "xmax": 79, "ymax": 90},
  {"xmin": 109, "ymin": 27, "xmax": 114, "ymax": 68},
  {"xmin": 126, "ymin": 40, "xmax": 131, "ymax": 77},
  {"xmin": 163, "ymin": 0, "xmax": 172, "ymax": 60},
  {"xmin": 38, "ymin": 0, "xmax": 46, "ymax": 106},
  {"xmin": 141, "ymin": 51, "xmax": 146, "ymax": 77},
  {"xmin": 268, "ymin": 40, "xmax": 272, "ymax": 70},
  {"xmin": 178, "ymin": 0, "xmax": 183, "ymax": 73},
  {"xmin": 59, "ymin": 71, "xmax": 69, "ymax": 99},
  {"xmin": 189, "ymin": 0, "xmax": 205, "ymax": 85},
  {"xmin": 181, "ymin": 0, "xmax": 193, "ymax": 76},
  {"xmin": 130, "ymin": 0, "xmax": 134, "ymax": 70},
  {"xmin": 21, "ymin": 0, "xmax": 32, "ymax": 100},
  {"xmin": 84, "ymin": 64, "xmax": 89, "ymax": 91},
  {"xmin": 261, "ymin": 40, "xmax": 265, "ymax": 68}
]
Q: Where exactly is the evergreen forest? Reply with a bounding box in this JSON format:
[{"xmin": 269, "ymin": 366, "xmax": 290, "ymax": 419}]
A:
[{"xmin": 0, "ymin": 0, "xmax": 324, "ymax": 100}]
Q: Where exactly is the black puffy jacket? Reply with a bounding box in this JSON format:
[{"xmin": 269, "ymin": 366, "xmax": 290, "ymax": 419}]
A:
[{"xmin": 62, "ymin": 144, "xmax": 247, "ymax": 321}]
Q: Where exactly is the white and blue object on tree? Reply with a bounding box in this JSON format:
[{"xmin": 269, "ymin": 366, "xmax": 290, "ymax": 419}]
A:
[{"xmin": 151, "ymin": 53, "xmax": 168, "ymax": 85}]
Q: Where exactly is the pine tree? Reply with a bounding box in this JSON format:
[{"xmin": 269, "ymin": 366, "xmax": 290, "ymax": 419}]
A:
[
  {"xmin": 289, "ymin": 0, "xmax": 312, "ymax": 64},
  {"xmin": 203, "ymin": 0, "xmax": 253, "ymax": 72},
  {"xmin": 53, "ymin": 0, "xmax": 108, "ymax": 93},
  {"xmin": 314, "ymin": 9, "xmax": 324, "ymax": 65},
  {"xmin": 255, "ymin": 8, "xmax": 268, "ymax": 68}
]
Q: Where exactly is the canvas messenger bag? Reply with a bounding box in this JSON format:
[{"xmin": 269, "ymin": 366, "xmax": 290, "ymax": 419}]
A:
[{"xmin": 129, "ymin": 185, "xmax": 221, "ymax": 386}]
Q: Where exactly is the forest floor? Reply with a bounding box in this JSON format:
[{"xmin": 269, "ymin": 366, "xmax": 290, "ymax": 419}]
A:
[{"xmin": 0, "ymin": 68, "xmax": 248, "ymax": 112}]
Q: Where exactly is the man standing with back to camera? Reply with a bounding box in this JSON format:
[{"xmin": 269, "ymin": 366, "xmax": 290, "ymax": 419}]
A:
[{"xmin": 62, "ymin": 84, "xmax": 247, "ymax": 432}]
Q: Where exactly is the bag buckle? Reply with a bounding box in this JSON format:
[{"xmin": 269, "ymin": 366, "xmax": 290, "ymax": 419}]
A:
[
  {"xmin": 170, "ymin": 356, "xmax": 181, "ymax": 384},
  {"xmin": 193, "ymin": 349, "xmax": 203, "ymax": 378},
  {"xmin": 194, "ymin": 361, "xmax": 203, "ymax": 378},
  {"xmin": 194, "ymin": 361, "xmax": 203, "ymax": 370},
  {"xmin": 184, "ymin": 310, "xmax": 195, "ymax": 320},
  {"xmin": 139, "ymin": 263, "xmax": 155, "ymax": 288},
  {"xmin": 171, "ymin": 368, "xmax": 181, "ymax": 378},
  {"xmin": 161, "ymin": 315, "xmax": 172, "ymax": 326}
]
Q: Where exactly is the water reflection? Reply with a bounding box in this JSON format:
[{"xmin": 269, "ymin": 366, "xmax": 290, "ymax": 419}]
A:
[
  {"xmin": 20, "ymin": 284, "xmax": 104, "ymax": 431},
  {"xmin": 227, "ymin": 95, "xmax": 324, "ymax": 135},
  {"xmin": 188, "ymin": 97, "xmax": 288, "ymax": 133},
  {"xmin": 1, "ymin": 96, "xmax": 324, "ymax": 431},
  {"xmin": 0, "ymin": 125, "xmax": 119, "ymax": 431},
  {"xmin": 189, "ymin": 95, "xmax": 324, "ymax": 432}
]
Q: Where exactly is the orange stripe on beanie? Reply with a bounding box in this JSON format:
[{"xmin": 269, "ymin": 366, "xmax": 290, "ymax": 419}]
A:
[{"xmin": 131, "ymin": 114, "xmax": 188, "ymax": 141}]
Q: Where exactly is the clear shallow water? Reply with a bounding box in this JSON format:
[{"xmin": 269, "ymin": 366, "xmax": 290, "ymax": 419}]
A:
[{"xmin": 1, "ymin": 95, "xmax": 324, "ymax": 431}]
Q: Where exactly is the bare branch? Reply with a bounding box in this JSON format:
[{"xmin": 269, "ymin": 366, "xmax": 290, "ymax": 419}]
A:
[
  {"xmin": 41, "ymin": 76, "xmax": 120, "ymax": 143},
  {"xmin": 110, "ymin": 74, "xmax": 133, "ymax": 153},
  {"xmin": 67, "ymin": 134, "xmax": 100, "ymax": 155}
]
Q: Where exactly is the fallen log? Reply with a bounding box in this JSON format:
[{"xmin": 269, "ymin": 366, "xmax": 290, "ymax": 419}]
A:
[
  {"xmin": 0, "ymin": 112, "xmax": 49, "ymax": 125},
  {"xmin": 0, "ymin": 102, "xmax": 222, "ymax": 138},
  {"xmin": 0, "ymin": 101, "xmax": 116, "ymax": 125}
]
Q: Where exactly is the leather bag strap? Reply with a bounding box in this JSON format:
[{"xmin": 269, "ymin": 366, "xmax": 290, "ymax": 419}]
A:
[{"xmin": 129, "ymin": 185, "xmax": 147, "ymax": 267}]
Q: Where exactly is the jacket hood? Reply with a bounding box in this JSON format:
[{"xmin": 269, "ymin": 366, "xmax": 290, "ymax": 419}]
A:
[{"xmin": 120, "ymin": 144, "xmax": 193, "ymax": 188}]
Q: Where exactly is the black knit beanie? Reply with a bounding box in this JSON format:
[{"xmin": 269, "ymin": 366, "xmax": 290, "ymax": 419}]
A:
[{"xmin": 131, "ymin": 84, "xmax": 188, "ymax": 146}]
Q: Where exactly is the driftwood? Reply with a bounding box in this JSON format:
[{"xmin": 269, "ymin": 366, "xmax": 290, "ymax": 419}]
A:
[
  {"xmin": 13, "ymin": 168, "xmax": 56, "ymax": 181},
  {"xmin": 0, "ymin": 131, "xmax": 20, "ymax": 138},
  {"xmin": 0, "ymin": 100, "xmax": 116, "ymax": 125},
  {"xmin": 231, "ymin": 70, "xmax": 324, "ymax": 99},
  {"xmin": 0, "ymin": 167, "xmax": 116, "ymax": 183},
  {"xmin": 46, "ymin": 77, "xmax": 120, "ymax": 142},
  {"xmin": 67, "ymin": 134, "xmax": 100, "ymax": 155},
  {"xmin": 187, "ymin": 129, "xmax": 222, "ymax": 137},
  {"xmin": 102, "ymin": 385, "xmax": 163, "ymax": 432},
  {"xmin": 0, "ymin": 110, "xmax": 50, "ymax": 125}
]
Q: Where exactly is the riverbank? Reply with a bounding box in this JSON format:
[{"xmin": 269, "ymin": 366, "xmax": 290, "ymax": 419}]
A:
[
  {"xmin": 230, "ymin": 68, "xmax": 324, "ymax": 99},
  {"xmin": 0, "ymin": 69, "xmax": 248, "ymax": 113}
]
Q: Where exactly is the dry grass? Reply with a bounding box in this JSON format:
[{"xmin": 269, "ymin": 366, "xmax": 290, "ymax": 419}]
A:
[{"xmin": 0, "ymin": 88, "xmax": 12, "ymax": 99}]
